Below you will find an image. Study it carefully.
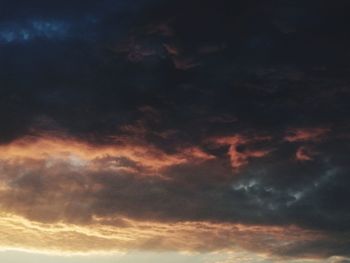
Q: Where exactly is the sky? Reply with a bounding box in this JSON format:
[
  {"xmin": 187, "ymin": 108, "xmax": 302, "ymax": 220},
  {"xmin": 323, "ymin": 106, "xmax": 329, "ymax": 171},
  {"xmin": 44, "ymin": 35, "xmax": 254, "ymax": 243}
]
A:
[{"xmin": 0, "ymin": 0, "xmax": 350, "ymax": 262}]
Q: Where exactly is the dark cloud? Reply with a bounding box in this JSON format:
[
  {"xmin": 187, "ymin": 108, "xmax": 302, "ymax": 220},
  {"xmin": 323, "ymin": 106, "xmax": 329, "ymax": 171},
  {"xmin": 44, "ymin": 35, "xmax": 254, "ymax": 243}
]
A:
[{"xmin": 0, "ymin": 0, "xmax": 349, "ymax": 260}]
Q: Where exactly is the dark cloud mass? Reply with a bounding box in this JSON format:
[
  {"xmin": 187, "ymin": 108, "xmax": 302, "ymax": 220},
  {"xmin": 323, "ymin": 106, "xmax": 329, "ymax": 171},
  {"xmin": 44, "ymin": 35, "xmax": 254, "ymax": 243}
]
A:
[{"xmin": 0, "ymin": 0, "xmax": 350, "ymax": 260}]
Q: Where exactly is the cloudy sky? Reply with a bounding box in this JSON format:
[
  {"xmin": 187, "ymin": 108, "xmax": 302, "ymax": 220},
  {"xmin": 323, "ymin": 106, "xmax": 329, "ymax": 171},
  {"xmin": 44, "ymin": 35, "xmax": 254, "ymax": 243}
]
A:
[{"xmin": 0, "ymin": 0, "xmax": 349, "ymax": 262}]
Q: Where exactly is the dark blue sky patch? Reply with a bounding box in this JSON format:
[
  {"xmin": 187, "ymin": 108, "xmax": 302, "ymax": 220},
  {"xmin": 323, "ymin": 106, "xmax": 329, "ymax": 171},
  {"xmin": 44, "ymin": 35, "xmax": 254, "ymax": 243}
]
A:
[{"xmin": 0, "ymin": 20, "xmax": 69, "ymax": 43}]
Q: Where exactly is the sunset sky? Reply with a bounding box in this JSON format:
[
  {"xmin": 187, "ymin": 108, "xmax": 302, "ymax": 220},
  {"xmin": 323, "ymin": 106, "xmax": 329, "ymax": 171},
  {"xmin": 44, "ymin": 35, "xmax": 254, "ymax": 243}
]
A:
[{"xmin": 0, "ymin": 1, "xmax": 349, "ymax": 262}]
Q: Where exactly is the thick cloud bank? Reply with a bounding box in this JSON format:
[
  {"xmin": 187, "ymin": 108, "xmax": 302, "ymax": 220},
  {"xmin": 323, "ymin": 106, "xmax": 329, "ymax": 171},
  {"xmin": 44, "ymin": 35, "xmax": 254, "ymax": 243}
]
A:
[{"xmin": 0, "ymin": 0, "xmax": 349, "ymax": 261}]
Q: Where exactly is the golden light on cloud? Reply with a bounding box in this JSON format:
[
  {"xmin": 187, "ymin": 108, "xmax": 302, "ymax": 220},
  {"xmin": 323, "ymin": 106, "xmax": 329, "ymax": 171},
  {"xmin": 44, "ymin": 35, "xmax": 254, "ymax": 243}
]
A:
[
  {"xmin": 0, "ymin": 212, "xmax": 324, "ymax": 255},
  {"xmin": 0, "ymin": 134, "xmax": 346, "ymax": 261},
  {"xmin": 0, "ymin": 135, "xmax": 218, "ymax": 226}
]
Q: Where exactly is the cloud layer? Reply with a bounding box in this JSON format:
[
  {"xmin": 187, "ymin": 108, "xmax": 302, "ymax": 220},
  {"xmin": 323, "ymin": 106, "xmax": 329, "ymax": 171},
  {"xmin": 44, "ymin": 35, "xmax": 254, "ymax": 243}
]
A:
[{"xmin": 0, "ymin": 0, "xmax": 350, "ymax": 261}]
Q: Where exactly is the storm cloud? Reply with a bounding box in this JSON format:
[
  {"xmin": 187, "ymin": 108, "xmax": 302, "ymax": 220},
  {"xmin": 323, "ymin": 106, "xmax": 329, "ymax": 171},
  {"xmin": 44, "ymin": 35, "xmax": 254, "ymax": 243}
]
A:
[{"xmin": 0, "ymin": 0, "xmax": 349, "ymax": 261}]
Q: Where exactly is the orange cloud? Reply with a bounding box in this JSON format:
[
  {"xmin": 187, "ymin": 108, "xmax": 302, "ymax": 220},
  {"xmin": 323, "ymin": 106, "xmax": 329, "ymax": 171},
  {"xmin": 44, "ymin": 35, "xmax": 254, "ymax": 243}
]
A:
[
  {"xmin": 0, "ymin": 135, "xmax": 212, "ymax": 173},
  {"xmin": 163, "ymin": 43, "xmax": 180, "ymax": 55},
  {"xmin": 0, "ymin": 134, "xmax": 216, "ymax": 225},
  {"xmin": 209, "ymin": 135, "xmax": 272, "ymax": 169},
  {"xmin": 0, "ymin": 134, "xmax": 344, "ymax": 260},
  {"xmin": 285, "ymin": 128, "xmax": 330, "ymax": 143},
  {"xmin": 295, "ymin": 146, "xmax": 318, "ymax": 161},
  {"xmin": 228, "ymin": 145, "xmax": 271, "ymax": 169}
]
